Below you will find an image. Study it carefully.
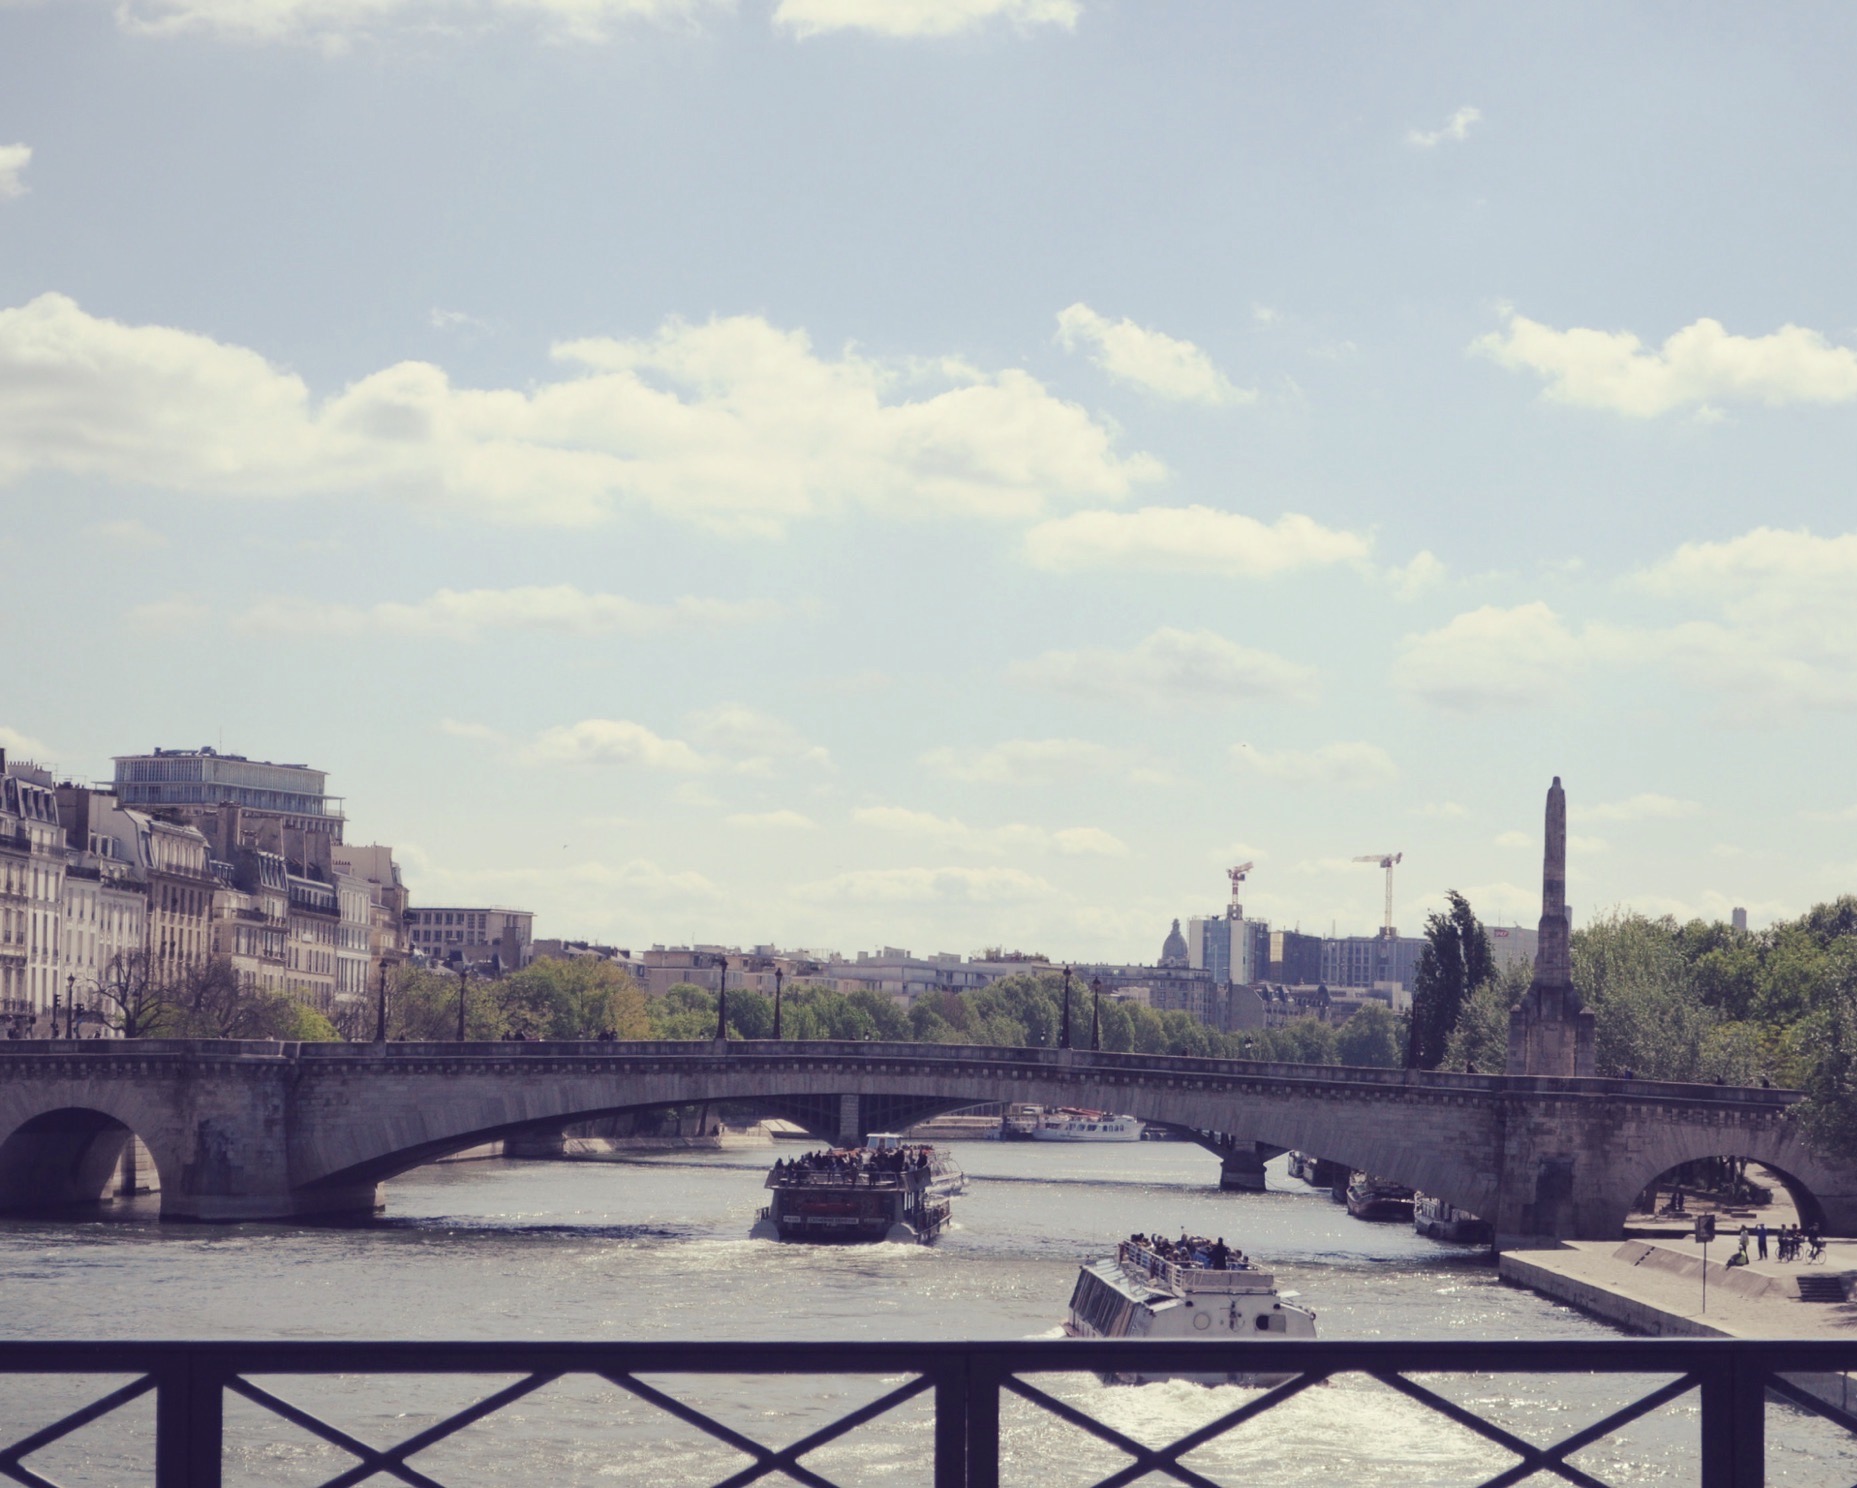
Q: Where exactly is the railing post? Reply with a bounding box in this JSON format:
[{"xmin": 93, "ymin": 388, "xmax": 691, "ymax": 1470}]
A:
[
  {"xmin": 964, "ymin": 1351, "xmax": 1000, "ymax": 1488},
  {"xmin": 1699, "ymin": 1347, "xmax": 1764, "ymax": 1488},
  {"xmin": 155, "ymin": 1347, "xmax": 222, "ymax": 1488},
  {"xmin": 934, "ymin": 1352, "xmax": 968, "ymax": 1488}
]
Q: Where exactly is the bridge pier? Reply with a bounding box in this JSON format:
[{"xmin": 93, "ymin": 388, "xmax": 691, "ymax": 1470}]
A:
[
  {"xmin": 836, "ymin": 1094, "xmax": 860, "ymax": 1147},
  {"xmin": 1218, "ymin": 1145, "xmax": 1269, "ymax": 1193}
]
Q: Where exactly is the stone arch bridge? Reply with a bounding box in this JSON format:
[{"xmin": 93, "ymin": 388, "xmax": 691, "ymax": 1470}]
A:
[{"xmin": 0, "ymin": 1039, "xmax": 1845, "ymax": 1248}]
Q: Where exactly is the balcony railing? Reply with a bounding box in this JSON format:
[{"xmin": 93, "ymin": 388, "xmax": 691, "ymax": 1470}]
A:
[{"xmin": 1, "ymin": 1337, "xmax": 1854, "ymax": 1487}]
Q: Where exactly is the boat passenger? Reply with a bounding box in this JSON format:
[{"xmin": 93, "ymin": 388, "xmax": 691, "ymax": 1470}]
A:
[{"xmin": 1209, "ymin": 1238, "xmax": 1229, "ymax": 1270}]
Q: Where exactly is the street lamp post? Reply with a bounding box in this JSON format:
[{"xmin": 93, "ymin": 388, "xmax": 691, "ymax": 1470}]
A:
[
  {"xmin": 1090, "ymin": 978, "xmax": 1102, "ymax": 1052},
  {"xmin": 375, "ymin": 960, "xmax": 389, "ymax": 1043},
  {"xmin": 64, "ymin": 973, "xmax": 76, "ymax": 1040},
  {"xmin": 456, "ymin": 964, "xmax": 470, "ymax": 1041},
  {"xmin": 773, "ymin": 966, "xmax": 784, "ymax": 1041},
  {"xmin": 1060, "ymin": 966, "xmax": 1072, "ymax": 1050}
]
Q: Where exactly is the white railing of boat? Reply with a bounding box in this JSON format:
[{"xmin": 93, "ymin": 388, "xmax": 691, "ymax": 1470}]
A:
[{"xmin": 1116, "ymin": 1241, "xmax": 1276, "ymax": 1294}]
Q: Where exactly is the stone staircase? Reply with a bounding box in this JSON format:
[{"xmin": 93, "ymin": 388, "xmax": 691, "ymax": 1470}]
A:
[{"xmin": 1796, "ymin": 1273, "xmax": 1847, "ymax": 1303}]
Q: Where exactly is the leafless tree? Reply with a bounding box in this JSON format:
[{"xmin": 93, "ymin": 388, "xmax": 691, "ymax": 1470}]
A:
[{"xmin": 94, "ymin": 950, "xmax": 178, "ymax": 1039}]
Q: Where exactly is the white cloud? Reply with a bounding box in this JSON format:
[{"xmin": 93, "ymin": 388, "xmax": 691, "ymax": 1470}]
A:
[
  {"xmin": 1012, "ymin": 627, "xmax": 1319, "ymax": 707},
  {"xmin": 1473, "ymin": 310, "xmax": 1857, "ymax": 416},
  {"xmin": 0, "ymin": 294, "xmax": 1159, "ymax": 533},
  {"xmin": 428, "ymin": 308, "xmax": 489, "ymax": 333},
  {"xmin": 1392, "ymin": 602, "xmax": 1588, "ymax": 712},
  {"xmin": 402, "ymin": 852, "xmax": 724, "ymax": 936},
  {"xmin": 124, "ymin": 595, "xmax": 212, "ymax": 628},
  {"xmin": 526, "ymin": 719, "xmax": 712, "ymax": 772},
  {"xmin": 86, "ymin": 517, "xmax": 169, "ymax": 549},
  {"xmin": 1054, "ymin": 303, "xmax": 1252, "ymax": 406},
  {"xmin": 725, "ymin": 809, "xmax": 817, "ymax": 830},
  {"xmin": 0, "ymin": 145, "xmax": 30, "ymax": 200},
  {"xmin": 852, "ymin": 805, "xmax": 1126, "ymax": 858},
  {"xmin": 1624, "ymin": 528, "xmax": 1857, "ymax": 713},
  {"xmin": 117, "ymin": 0, "xmax": 723, "ymax": 44},
  {"xmin": 794, "ymin": 865, "xmax": 1054, "ymax": 904},
  {"xmin": 1385, "ymin": 549, "xmax": 1446, "ymax": 600},
  {"xmin": 1052, "ymin": 826, "xmax": 1127, "ymax": 858},
  {"xmin": 1406, "ymin": 105, "xmax": 1480, "ymax": 148},
  {"xmin": 438, "ymin": 718, "xmax": 506, "ymax": 744},
  {"xmin": 1415, "ymin": 801, "xmax": 1468, "ymax": 819},
  {"xmin": 774, "ymin": 0, "xmax": 1077, "ymax": 38},
  {"xmin": 1024, "ymin": 505, "xmax": 1371, "ymax": 578},
  {"xmin": 0, "ymin": 725, "xmax": 52, "ymax": 761},
  {"xmin": 1233, "ymin": 741, "xmax": 1398, "ymax": 790},
  {"xmin": 1493, "ymin": 830, "xmax": 1531, "ymax": 849},
  {"xmin": 687, "ymin": 704, "xmax": 832, "ymax": 773},
  {"xmin": 919, "ymin": 737, "xmax": 1131, "ymax": 785},
  {"xmin": 1585, "ymin": 794, "xmax": 1701, "ymax": 823},
  {"xmin": 237, "ymin": 585, "xmax": 781, "ymax": 640}
]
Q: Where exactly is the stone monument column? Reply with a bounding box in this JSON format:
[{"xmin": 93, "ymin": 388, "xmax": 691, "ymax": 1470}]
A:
[{"xmin": 1506, "ymin": 777, "xmax": 1596, "ymax": 1078}]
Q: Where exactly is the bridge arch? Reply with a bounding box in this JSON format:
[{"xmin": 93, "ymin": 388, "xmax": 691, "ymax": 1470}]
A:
[
  {"xmin": 1623, "ymin": 1145, "xmax": 1833, "ymax": 1236},
  {"xmin": 0, "ymin": 1106, "xmax": 169, "ymax": 1214},
  {"xmin": 289, "ymin": 1063, "xmax": 1505, "ymax": 1228}
]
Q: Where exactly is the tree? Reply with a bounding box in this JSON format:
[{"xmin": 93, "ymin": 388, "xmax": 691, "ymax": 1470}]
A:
[
  {"xmin": 1443, "ymin": 960, "xmax": 1529, "ymax": 1072},
  {"xmin": 498, "ymin": 958, "xmax": 649, "ymax": 1039},
  {"xmin": 94, "ymin": 950, "xmax": 177, "ymax": 1039},
  {"xmin": 1335, "ymin": 1003, "xmax": 1403, "ymax": 1068},
  {"xmin": 1572, "ymin": 911, "xmax": 1714, "ymax": 1080},
  {"xmin": 1796, "ymin": 979, "xmax": 1857, "ymax": 1161},
  {"xmin": 389, "ymin": 966, "xmax": 505, "ymax": 1040},
  {"xmin": 1409, "ymin": 891, "xmax": 1494, "ymax": 1069}
]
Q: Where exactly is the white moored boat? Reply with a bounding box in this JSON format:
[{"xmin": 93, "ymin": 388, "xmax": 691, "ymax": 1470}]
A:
[
  {"xmin": 1064, "ymin": 1236, "xmax": 1316, "ymax": 1384},
  {"xmin": 1026, "ymin": 1107, "xmax": 1143, "ymax": 1142}
]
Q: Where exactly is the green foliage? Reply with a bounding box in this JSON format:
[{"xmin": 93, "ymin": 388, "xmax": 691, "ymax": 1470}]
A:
[
  {"xmin": 1410, "ymin": 891, "xmax": 1494, "ymax": 1069},
  {"xmin": 1334, "ymin": 1002, "xmax": 1404, "ymax": 1068},
  {"xmin": 1572, "ymin": 911, "xmax": 1716, "ymax": 1079},
  {"xmin": 1442, "ymin": 960, "xmax": 1528, "ymax": 1072},
  {"xmin": 498, "ymin": 958, "xmax": 648, "ymax": 1039},
  {"xmin": 1253, "ymin": 1016, "xmax": 1339, "ymax": 1065}
]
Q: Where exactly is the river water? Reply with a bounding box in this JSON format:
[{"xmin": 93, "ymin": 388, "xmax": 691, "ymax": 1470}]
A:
[{"xmin": 1, "ymin": 1141, "xmax": 1851, "ymax": 1485}]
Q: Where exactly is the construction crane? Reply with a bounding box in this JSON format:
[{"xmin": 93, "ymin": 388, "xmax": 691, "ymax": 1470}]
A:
[
  {"xmin": 1226, "ymin": 861, "xmax": 1254, "ymax": 917},
  {"xmin": 1354, "ymin": 852, "xmax": 1403, "ymax": 935}
]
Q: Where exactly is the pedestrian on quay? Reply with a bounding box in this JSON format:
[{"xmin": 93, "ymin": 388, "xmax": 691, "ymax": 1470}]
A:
[{"xmin": 1757, "ymin": 1222, "xmax": 1769, "ymax": 1261}]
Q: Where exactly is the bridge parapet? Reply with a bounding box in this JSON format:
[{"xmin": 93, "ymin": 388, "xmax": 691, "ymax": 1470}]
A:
[{"xmin": 0, "ymin": 1038, "xmax": 1806, "ymax": 1113}]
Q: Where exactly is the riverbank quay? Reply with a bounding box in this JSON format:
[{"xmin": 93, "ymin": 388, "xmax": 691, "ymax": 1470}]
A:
[{"xmin": 1502, "ymin": 1236, "xmax": 1857, "ymax": 1339}]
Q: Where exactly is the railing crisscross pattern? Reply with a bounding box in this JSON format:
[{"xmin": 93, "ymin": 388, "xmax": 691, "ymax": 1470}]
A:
[{"xmin": 2, "ymin": 1338, "xmax": 1855, "ymax": 1486}]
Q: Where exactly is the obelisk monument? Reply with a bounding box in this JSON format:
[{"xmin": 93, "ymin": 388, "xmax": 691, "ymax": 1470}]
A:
[{"xmin": 1506, "ymin": 776, "xmax": 1596, "ymax": 1076}]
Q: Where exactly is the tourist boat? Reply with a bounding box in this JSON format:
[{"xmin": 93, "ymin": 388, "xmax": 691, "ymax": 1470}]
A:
[
  {"xmin": 1026, "ymin": 1107, "xmax": 1143, "ymax": 1142},
  {"xmin": 749, "ymin": 1134, "xmax": 965, "ymax": 1244},
  {"xmin": 1413, "ymin": 1192, "xmax": 1491, "ymax": 1244},
  {"xmin": 1345, "ymin": 1172, "xmax": 1416, "ymax": 1222},
  {"xmin": 1064, "ymin": 1237, "xmax": 1317, "ymax": 1385}
]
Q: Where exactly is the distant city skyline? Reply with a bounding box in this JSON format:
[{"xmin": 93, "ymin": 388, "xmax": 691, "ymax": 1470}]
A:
[{"xmin": 5, "ymin": 3, "xmax": 1855, "ymax": 959}]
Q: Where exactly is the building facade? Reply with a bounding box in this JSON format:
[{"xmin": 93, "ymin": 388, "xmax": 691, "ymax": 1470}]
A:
[{"xmin": 405, "ymin": 906, "xmax": 534, "ymax": 972}]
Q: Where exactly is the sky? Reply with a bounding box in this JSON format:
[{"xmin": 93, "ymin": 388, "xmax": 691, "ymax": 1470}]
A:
[{"xmin": 3, "ymin": 0, "xmax": 1857, "ymax": 961}]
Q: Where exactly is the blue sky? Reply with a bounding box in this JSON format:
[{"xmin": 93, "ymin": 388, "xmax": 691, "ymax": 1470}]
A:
[{"xmin": 4, "ymin": 0, "xmax": 1856, "ymax": 959}]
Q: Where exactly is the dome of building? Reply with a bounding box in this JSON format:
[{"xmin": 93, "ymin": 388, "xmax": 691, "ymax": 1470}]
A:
[{"xmin": 1160, "ymin": 917, "xmax": 1190, "ymax": 969}]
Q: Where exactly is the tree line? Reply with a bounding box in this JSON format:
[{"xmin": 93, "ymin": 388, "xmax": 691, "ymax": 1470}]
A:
[{"xmin": 81, "ymin": 891, "xmax": 1857, "ymax": 1159}]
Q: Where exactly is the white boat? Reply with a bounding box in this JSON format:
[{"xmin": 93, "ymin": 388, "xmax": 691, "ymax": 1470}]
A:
[
  {"xmin": 749, "ymin": 1133, "xmax": 965, "ymax": 1244},
  {"xmin": 1064, "ymin": 1237, "xmax": 1317, "ymax": 1384},
  {"xmin": 1026, "ymin": 1107, "xmax": 1143, "ymax": 1143}
]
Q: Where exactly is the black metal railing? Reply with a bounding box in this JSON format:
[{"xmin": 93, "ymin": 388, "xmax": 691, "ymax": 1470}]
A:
[{"xmin": 3, "ymin": 1337, "xmax": 1854, "ymax": 1488}]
